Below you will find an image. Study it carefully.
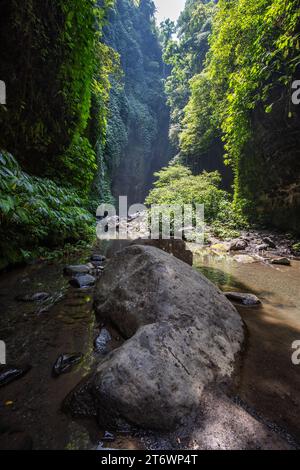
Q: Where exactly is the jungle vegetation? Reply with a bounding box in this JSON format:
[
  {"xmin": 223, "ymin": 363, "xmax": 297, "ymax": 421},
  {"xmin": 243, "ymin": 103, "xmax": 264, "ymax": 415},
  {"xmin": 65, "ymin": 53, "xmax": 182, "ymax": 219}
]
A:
[
  {"xmin": 158, "ymin": 0, "xmax": 300, "ymax": 232},
  {"xmin": 0, "ymin": 0, "xmax": 300, "ymax": 267}
]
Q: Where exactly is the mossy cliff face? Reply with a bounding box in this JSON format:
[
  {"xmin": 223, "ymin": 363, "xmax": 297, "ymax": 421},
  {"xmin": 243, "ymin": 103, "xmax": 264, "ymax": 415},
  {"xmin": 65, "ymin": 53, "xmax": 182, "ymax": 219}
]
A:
[
  {"xmin": 103, "ymin": 0, "xmax": 171, "ymax": 204},
  {"xmin": 237, "ymin": 77, "xmax": 300, "ymax": 233}
]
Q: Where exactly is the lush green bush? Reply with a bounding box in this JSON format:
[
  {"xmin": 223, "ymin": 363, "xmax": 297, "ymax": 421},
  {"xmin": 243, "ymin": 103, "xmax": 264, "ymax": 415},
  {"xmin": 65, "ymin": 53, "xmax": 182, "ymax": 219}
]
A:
[
  {"xmin": 103, "ymin": 0, "xmax": 170, "ymax": 202},
  {"xmin": 179, "ymin": 0, "xmax": 300, "ymax": 228},
  {"xmin": 161, "ymin": 0, "xmax": 214, "ymax": 151},
  {"xmin": 292, "ymin": 243, "xmax": 300, "ymax": 254},
  {"xmin": 145, "ymin": 163, "xmax": 247, "ymax": 238},
  {"xmin": 0, "ymin": 152, "xmax": 95, "ymax": 268},
  {"xmin": 0, "ymin": 0, "xmax": 116, "ymax": 192}
]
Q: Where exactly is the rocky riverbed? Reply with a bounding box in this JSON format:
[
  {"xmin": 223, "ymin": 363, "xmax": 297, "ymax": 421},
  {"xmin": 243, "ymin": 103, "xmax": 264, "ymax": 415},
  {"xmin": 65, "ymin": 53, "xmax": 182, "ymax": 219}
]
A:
[{"xmin": 0, "ymin": 227, "xmax": 300, "ymax": 450}]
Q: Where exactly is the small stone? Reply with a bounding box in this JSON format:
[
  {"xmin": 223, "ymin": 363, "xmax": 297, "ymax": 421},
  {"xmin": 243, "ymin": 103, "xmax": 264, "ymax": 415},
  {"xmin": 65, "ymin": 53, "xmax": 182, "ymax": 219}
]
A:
[
  {"xmin": 69, "ymin": 274, "xmax": 96, "ymax": 288},
  {"xmin": 0, "ymin": 365, "xmax": 31, "ymax": 388},
  {"xmin": 270, "ymin": 257, "xmax": 291, "ymax": 266},
  {"xmin": 230, "ymin": 239, "xmax": 248, "ymax": 251},
  {"xmin": 64, "ymin": 265, "xmax": 93, "ymax": 276},
  {"xmin": 91, "ymin": 260, "xmax": 103, "ymax": 268},
  {"xmin": 91, "ymin": 254, "xmax": 106, "ymax": 263},
  {"xmin": 53, "ymin": 353, "xmax": 83, "ymax": 376},
  {"xmin": 94, "ymin": 328, "xmax": 112, "ymax": 354},
  {"xmin": 256, "ymin": 244, "xmax": 269, "ymax": 251},
  {"xmin": 263, "ymin": 237, "xmax": 277, "ymax": 249},
  {"xmin": 224, "ymin": 292, "xmax": 261, "ymax": 306}
]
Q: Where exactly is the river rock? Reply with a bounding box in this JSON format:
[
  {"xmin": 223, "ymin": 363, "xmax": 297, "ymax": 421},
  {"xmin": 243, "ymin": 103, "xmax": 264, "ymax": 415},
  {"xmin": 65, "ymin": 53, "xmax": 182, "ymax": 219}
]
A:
[
  {"xmin": 91, "ymin": 254, "xmax": 106, "ymax": 263},
  {"xmin": 0, "ymin": 365, "xmax": 31, "ymax": 388},
  {"xmin": 64, "ymin": 264, "xmax": 93, "ymax": 276},
  {"xmin": 270, "ymin": 257, "xmax": 291, "ymax": 266},
  {"xmin": 53, "ymin": 354, "xmax": 83, "ymax": 377},
  {"xmin": 230, "ymin": 239, "xmax": 248, "ymax": 251},
  {"xmin": 94, "ymin": 328, "xmax": 112, "ymax": 354},
  {"xmin": 263, "ymin": 237, "xmax": 277, "ymax": 249},
  {"xmin": 69, "ymin": 274, "xmax": 96, "ymax": 288},
  {"xmin": 224, "ymin": 292, "xmax": 261, "ymax": 306},
  {"xmin": 133, "ymin": 239, "xmax": 193, "ymax": 266},
  {"xmin": 64, "ymin": 245, "xmax": 244, "ymax": 430},
  {"xmin": 256, "ymin": 243, "xmax": 269, "ymax": 252}
]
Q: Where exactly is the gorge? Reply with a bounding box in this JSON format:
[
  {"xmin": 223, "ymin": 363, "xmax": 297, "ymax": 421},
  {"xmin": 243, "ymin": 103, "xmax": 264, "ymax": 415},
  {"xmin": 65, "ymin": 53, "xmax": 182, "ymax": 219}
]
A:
[{"xmin": 0, "ymin": 0, "xmax": 300, "ymax": 452}]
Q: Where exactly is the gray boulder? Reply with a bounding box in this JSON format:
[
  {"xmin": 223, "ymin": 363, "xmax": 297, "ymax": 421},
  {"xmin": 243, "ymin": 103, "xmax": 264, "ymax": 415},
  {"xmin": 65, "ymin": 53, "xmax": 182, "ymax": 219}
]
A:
[
  {"xmin": 65, "ymin": 245, "xmax": 244, "ymax": 430},
  {"xmin": 224, "ymin": 292, "xmax": 261, "ymax": 306},
  {"xmin": 230, "ymin": 239, "xmax": 248, "ymax": 251},
  {"xmin": 69, "ymin": 274, "xmax": 96, "ymax": 288},
  {"xmin": 64, "ymin": 264, "xmax": 94, "ymax": 276},
  {"xmin": 270, "ymin": 257, "xmax": 291, "ymax": 266}
]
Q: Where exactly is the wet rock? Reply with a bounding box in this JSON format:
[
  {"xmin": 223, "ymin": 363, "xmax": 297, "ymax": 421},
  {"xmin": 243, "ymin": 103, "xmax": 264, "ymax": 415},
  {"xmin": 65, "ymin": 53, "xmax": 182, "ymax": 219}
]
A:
[
  {"xmin": 69, "ymin": 274, "xmax": 96, "ymax": 288},
  {"xmin": 0, "ymin": 365, "xmax": 31, "ymax": 388},
  {"xmin": 91, "ymin": 260, "xmax": 105, "ymax": 268},
  {"xmin": 15, "ymin": 292, "xmax": 50, "ymax": 302},
  {"xmin": 94, "ymin": 328, "xmax": 112, "ymax": 354},
  {"xmin": 270, "ymin": 257, "xmax": 291, "ymax": 266},
  {"xmin": 91, "ymin": 254, "xmax": 106, "ymax": 263},
  {"xmin": 224, "ymin": 292, "xmax": 262, "ymax": 306},
  {"xmin": 65, "ymin": 245, "xmax": 244, "ymax": 430},
  {"xmin": 210, "ymin": 243, "xmax": 230, "ymax": 253},
  {"xmin": 263, "ymin": 237, "xmax": 277, "ymax": 249},
  {"xmin": 256, "ymin": 244, "xmax": 269, "ymax": 252},
  {"xmin": 230, "ymin": 239, "xmax": 248, "ymax": 251},
  {"xmin": 52, "ymin": 353, "xmax": 83, "ymax": 377},
  {"xmin": 64, "ymin": 265, "xmax": 93, "ymax": 276},
  {"xmin": 132, "ymin": 239, "xmax": 193, "ymax": 266}
]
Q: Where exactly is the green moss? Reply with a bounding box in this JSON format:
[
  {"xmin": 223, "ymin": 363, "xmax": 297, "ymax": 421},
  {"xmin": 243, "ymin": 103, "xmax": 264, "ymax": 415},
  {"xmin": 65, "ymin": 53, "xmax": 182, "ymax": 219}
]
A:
[{"xmin": 292, "ymin": 243, "xmax": 300, "ymax": 254}]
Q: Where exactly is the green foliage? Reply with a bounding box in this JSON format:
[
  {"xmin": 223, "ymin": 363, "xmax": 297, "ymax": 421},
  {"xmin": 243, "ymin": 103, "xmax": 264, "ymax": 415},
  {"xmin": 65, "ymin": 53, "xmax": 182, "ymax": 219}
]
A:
[
  {"xmin": 0, "ymin": 0, "xmax": 115, "ymax": 192},
  {"xmin": 292, "ymin": 243, "xmax": 300, "ymax": 254},
  {"xmin": 176, "ymin": 0, "xmax": 300, "ymax": 231},
  {"xmin": 162, "ymin": 0, "xmax": 214, "ymax": 149},
  {"xmin": 180, "ymin": 73, "xmax": 216, "ymax": 161},
  {"xmin": 58, "ymin": 134, "xmax": 97, "ymax": 192},
  {"xmin": 0, "ymin": 0, "xmax": 122, "ymax": 266},
  {"xmin": 103, "ymin": 0, "xmax": 170, "ymax": 202},
  {"xmin": 146, "ymin": 163, "xmax": 247, "ymax": 237},
  {"xmin": 0, "ymin": 152, "xmax": 95, "ymax": 268},
  {"xmin": 206, "ymin": 0, "xmax": 300, "ymax": 168}
]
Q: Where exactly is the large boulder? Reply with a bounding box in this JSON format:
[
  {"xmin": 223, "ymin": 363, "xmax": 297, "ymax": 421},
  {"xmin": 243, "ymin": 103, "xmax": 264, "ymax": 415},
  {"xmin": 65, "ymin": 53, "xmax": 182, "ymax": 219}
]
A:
[{"xmin": 64, "ymin": 245, "xmax": 244, "ymax": 430}]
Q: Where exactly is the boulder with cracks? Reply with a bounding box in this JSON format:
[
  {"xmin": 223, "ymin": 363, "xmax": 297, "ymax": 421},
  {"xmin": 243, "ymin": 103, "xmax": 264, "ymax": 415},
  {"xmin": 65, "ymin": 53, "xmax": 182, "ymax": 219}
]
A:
[{"xmin": 64, "ymin": 245, "xmax": 245, "ymax": 430}]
